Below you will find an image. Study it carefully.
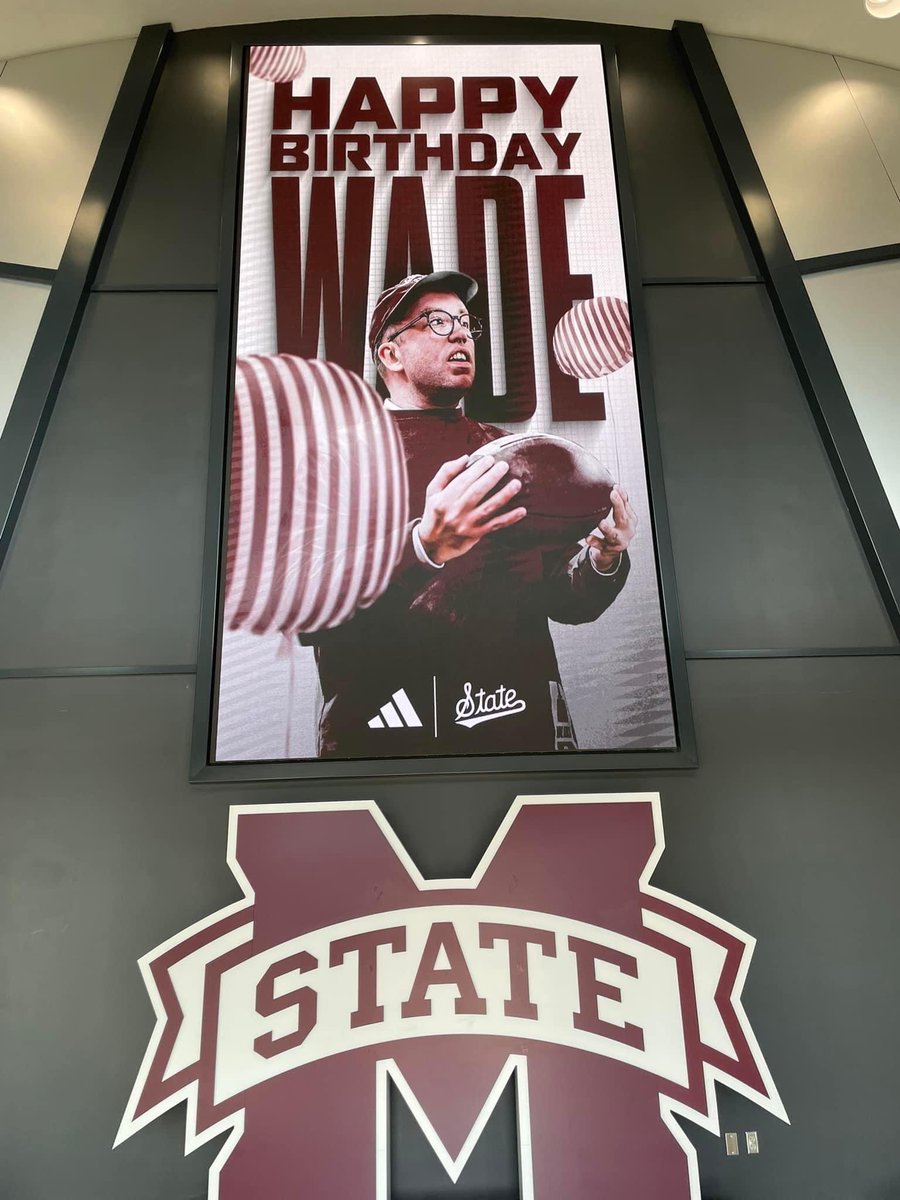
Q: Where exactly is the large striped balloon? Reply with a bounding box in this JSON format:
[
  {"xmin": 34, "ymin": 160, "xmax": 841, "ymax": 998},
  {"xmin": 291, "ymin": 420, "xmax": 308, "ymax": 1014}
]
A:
[
  {"xmin": 225, "ymin": 356, "xmax": 409, "ymax": 636},
  {"xmin": 553, "ymin": 296, "xmax": 633, "ymax": 380},
  {"xmin": 248, "ymin": 45, "xmax": 307, "ymax": 83}
]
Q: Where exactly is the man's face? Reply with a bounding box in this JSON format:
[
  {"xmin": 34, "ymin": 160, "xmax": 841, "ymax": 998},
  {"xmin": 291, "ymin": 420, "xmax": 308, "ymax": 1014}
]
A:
[{"xmin": 383, "ymin": 290, "xmax": 476, "ymax": 406}]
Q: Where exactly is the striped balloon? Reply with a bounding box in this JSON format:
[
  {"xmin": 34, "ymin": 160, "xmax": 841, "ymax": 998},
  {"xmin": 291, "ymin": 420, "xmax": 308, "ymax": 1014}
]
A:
[
  {"xmin": 553, "ymin": 296, "xmax": 633, "ymax": 380},
  {"xmin": 248, "ymin": 45, "xmax": 307, "ymax": 83},
  {"xmin": 225, "ymin": 356, "xmax": 409, "ymax": 636}
]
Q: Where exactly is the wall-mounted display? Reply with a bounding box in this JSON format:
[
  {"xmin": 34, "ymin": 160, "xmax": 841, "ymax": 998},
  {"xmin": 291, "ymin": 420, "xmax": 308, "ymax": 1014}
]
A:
[
  {"xmin": 117, "ymin": 794, "xmax": 787, "ymax": 1196},
  {"xmin": 193, "ymin": 38, "xmax": 695, "ymax": 779}
]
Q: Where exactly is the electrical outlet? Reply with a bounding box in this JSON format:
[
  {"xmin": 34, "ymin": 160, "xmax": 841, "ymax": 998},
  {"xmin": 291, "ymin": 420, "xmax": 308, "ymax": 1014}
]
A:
[
  {"xmin": 724, "ymin": 1132, "xmax": 739, "ymax": 1156},
  {"xmin": 746, "ymin": 1131, "xmax": 759, "ymax": 1155}
]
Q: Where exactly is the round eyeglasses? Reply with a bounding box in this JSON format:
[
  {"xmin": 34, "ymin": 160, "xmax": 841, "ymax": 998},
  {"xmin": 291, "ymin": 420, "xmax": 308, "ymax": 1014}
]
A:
[{"xmin": 386, "ymin": 309, "xmax": 484, "ymax": 344}]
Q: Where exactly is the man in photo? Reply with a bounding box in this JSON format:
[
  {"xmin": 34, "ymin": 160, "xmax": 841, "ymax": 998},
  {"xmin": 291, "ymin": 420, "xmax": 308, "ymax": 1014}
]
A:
[{"xmin": 304, "ymin": 271, "xmax": 637, "ymax": 758}]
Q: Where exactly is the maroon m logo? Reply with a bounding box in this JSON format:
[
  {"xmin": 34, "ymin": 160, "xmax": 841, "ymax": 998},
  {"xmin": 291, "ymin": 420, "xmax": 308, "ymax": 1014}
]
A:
[{"xmin": 117, "ymin": 795, "xmax": 787, "ymax": 1197}]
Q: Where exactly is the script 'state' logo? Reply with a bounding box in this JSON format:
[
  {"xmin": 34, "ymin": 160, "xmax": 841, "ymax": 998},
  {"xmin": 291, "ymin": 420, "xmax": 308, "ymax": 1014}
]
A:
[
  {"xmin": 117, "ymin": 795, "xmax": 787, "ymax": 1197},
  {"xmin": 455, "ymin": 680, "xmax": 526, "ymax": 727}
]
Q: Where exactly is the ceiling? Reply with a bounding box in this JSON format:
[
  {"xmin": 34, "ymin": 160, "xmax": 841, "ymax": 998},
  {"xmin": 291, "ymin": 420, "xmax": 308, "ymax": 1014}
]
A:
[{"xmin": 1, "ymin": 0, "xmax": 899, "ymax": 70}]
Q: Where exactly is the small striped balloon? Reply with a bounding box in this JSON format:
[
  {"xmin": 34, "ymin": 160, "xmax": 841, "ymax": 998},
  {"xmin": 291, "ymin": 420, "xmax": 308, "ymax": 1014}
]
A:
[
  {"xmin": 553, "ymin": 296, "xmax": 633, "ymax": 380},
  {"xmin": 225, "ymin": 356, "xmax": 409, "ymax": 636},
  {"xmin": 248, "ymin": 45, "xmax": 307, "ymax": 83}
]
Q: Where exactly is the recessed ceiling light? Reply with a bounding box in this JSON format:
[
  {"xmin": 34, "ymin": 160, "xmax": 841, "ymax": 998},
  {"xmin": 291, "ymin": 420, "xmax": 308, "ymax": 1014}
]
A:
[{"xmin": 866, "ymin": 0, "xmax": 900, "ymax": 16}]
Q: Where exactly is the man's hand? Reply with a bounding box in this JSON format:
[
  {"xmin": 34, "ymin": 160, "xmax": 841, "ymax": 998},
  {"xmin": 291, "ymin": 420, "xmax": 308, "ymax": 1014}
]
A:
[
  {"xmin": 586, "ymin": 486, "xmax": 638, "ymax": 572},
  {"xmin": 418, "ymin": 455, "xmax": 527, "ymax": 565}
]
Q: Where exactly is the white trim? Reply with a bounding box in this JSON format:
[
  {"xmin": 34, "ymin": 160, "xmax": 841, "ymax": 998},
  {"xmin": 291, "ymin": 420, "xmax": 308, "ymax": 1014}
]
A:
[{"xmin": 375, "ymin": 1055, "xmax": 533, "ymax": 1198}]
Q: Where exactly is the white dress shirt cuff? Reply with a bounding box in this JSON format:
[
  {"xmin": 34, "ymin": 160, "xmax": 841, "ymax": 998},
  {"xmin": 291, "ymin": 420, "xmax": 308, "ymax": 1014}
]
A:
[
  {"xmin": 412, "ymin": 520, "xmax": 444, "ymax": 569},
  {"xmin": 589, "ymin": 549, "xmax": 623, "ymax": 576}
]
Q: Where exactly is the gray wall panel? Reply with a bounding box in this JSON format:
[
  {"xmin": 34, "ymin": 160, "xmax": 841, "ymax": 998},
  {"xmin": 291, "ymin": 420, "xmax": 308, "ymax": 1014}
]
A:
[
  {"xmin": 645, "ymin": 283, "xmax": 896, "ymax": 650},
  {"xmin": 806, "ymin": 261, "xmax": 900, "ymax": 528},
  {"xmin": 95, "ymin": 29, "xmax": 232, "ymax": 289},
  {"xmin": 1, "ymin": 657, "xmax": 898, "ymax": 1197},
  {"xmin": 652, "ymin": 656, "xmax": 900, "ymax": 1200},
  {"xmin": 712, "ymin": 36, "xmax": 900, "ymax": 261},
  {"xmin": 0, "ymin": 277, "xmax": 50, "ymax": 437},
  {"xmin": 0, "ymin": 39, "xmax": 134, "ymax": 270},
  {"xmin": 0, "ymin": 675, "xmax": 238, "ymax": 1200},
  {"xmin": 0, "ymin": 292, "xmax": 215, "ymax": 668},
  {"xmin": 837, "ymin": 56, "xmax": 900, "ymax": 200},
  {"xmin": 614, "ymin": 28, "xmax": 758, "ymax": 281}
]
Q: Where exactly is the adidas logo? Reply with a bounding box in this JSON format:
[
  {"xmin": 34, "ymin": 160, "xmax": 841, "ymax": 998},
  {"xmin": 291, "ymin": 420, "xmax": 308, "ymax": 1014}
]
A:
[{"xmin": 367, "ymin": 689, "xmax": 423, "ymax": 730}]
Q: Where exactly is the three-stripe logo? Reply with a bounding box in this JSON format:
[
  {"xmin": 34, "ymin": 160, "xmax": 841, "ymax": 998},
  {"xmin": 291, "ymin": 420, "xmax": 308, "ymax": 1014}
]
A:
[{"xmin": 367, "ymin": 690, "xmax": 423, "ymax": 730}]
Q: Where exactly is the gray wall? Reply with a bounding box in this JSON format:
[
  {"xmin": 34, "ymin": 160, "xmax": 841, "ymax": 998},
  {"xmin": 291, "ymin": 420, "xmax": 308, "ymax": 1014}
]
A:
[
  {"xmin": 0, "ymin": 39, "xmax": 133, "ymax": 437},
  {"xmin": 0, "ymin": 39, "xmax": 135, "ymax": 270},
  {"xmin": 713, "ymin": 33, "xmax": 900, "ymax": 529},
  {"xmin": 1, "ymin": 19, "xmax": 898, "ymax": 1200}
]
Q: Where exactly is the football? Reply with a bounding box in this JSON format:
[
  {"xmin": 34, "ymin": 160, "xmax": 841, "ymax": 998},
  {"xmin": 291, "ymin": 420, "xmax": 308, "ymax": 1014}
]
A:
[{"xmin": 469, "ymin": 433, "xmax": 615, "ymax": 548}]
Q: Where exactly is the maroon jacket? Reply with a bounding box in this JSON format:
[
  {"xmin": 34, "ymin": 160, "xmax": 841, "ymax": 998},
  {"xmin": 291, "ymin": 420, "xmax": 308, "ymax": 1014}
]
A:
[{"xmin": 306, "ymin": 407, "xmax": 629, "ymax": 758}]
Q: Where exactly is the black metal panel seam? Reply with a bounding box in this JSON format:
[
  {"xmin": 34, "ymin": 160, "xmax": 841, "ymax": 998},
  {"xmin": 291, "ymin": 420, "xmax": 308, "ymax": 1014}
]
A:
[
  {"xmin": 674, "ymin": 20, "xmax": 900, "ymax": 642},
  {"xmin": 0, "ymin": 665, "xmax": 197, "ymax": 679},
  {"xmin": 0, "ymin": 23, "xmax": 173, "ymax": 576},
  {"xmin": 0, "ymin": 261, "xmax": 56, "ymax": 285},
  {"xmin": 686, "ymin": 647, "xmax": 900, "ymax": 660},
  {"xmin": 90, "ymin": 284, "xmax": 219, "ymax": 293},
  {"xmin": 798, "ymin": 243, "xmax": 900, "ymax": 275},
  {"xmin": 643, "ymin": 276, "xmax": 763, "ymax": 285},
  {"xmin": 1, "ymin": 649, "xmax": 898, "ymax": 680}
]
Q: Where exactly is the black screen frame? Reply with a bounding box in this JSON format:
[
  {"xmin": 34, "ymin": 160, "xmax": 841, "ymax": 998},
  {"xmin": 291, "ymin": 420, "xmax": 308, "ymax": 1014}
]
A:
[{"xmin": 190, "ymin": 19, "xmax": 698, "ymax": 782}]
